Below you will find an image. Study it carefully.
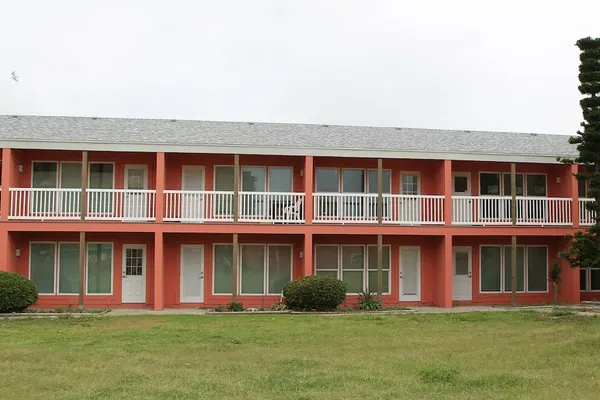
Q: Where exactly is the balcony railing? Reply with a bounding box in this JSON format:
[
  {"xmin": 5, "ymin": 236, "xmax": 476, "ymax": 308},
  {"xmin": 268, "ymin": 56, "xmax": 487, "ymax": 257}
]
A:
[
  {"xmin": 452, "ymin": 196, "xmax": 572, "ymax": 226},
  {"xmin": 9, "ymin": 188, "xmax": 81, "ymax": 220},
  {"xmin": 164, "ymin": 191, "xmax": 305, "ymax": 223},
  {"xmin": 87, "ymin": 189, "xmax": 156, "ymax": 221},
  {"xmin": 579, "ymin": 198, "xmax": 596, "ymax": 226},
  {"xmin": 313, "ymin": 193, "xmax": 444, "ymax": 224}
]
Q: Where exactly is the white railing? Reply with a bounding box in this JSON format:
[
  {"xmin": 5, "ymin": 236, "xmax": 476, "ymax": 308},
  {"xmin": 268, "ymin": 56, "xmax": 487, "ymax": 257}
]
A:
[
  {"xmin": 9, "ymin": 188, "xmax": 81, "ymax": 220},
  {"xmin": 164, "ymin": 191, "xmax": 305, "ymax": 223},
  {"xmin": 579, "ymin": 198, "xmax": 596, "ymax": 226},
  {"xmin": 452, "ymin": 196, "xmax": 572, "ymax": 226},
  {"xmin": 313, "ymin": 193, "xmax": 444, "ymax": 224},
  {"xmin": 86, "ymin": 189, "xmax": 156, "ymax": 221}
]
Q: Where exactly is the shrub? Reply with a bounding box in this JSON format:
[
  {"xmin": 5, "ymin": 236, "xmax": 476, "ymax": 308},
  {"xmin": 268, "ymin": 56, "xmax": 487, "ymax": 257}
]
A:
[
  {"xmin": 0, "ymin": 271, "xmax": 39, "ymax": 313},
  {"xmin": 283, "ymin": 275, "xmax": 346, "ymax": 311},
  {"xmin": 270, "ymin": 301, "xmax": 287, "ymax": 311},
  {"xmin": 356, "ymin": 290, "xmax": 382, "ymax": 311},
  {"xmin": 226, "ymin": 301, "xmax": 244, "ymax": 312}
]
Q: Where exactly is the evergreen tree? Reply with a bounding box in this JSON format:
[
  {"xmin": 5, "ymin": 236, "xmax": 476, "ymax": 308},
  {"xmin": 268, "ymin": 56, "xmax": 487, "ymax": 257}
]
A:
[{"xmin": 560, "ymin": 37, "xmax": 600, "ymax": 270}]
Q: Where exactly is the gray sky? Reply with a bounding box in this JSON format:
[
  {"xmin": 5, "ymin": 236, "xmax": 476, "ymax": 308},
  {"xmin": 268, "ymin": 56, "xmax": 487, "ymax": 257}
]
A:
[{"xmin": 2, "ymin": 0, "xmax": 600, "ymax": 134}]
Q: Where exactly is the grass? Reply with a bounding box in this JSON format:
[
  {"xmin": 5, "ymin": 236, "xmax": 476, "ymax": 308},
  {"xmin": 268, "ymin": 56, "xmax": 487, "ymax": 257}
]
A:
[{"xmin": 1, "ymin": 312, "xmax": 600, "ymax": 399}]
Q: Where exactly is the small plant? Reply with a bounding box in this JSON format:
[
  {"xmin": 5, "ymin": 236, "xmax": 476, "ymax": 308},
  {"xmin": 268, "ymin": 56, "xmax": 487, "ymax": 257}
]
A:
[
  {"xmin": 356, "ymin": 290, "xmax": 382, "ymax": 311},
  {"xmin": 0, "ymin": 271, "xmax": 39, "ymax": 313},
  {"xmin": 270, "ymin": 301, "xmax": 287, "ymax": 311},
  {"xmin": 226, "ymin": 301, "xmax": 244, "ymax": 312},
  {"xmin": 549, "ymin": 261, "xmax": 561, "ymax": 303},
  {"xmin": 283, "ymin": 275, "xmax": 346, "ymax": 311},
  {"xmin": 213, "ymin": 304, "xmax": 226, "ymax": 312}
]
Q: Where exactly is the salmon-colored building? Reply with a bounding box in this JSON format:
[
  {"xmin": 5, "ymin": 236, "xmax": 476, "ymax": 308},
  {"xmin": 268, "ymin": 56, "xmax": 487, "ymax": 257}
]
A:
[{"xmin": 0, "ymin": 115, "xmax": 597, "ymax": 310}]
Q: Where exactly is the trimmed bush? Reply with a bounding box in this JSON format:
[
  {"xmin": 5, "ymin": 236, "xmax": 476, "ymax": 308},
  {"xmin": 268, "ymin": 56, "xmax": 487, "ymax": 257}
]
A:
[
  {"xmin": 0, "ymin": 271, "xmax": 39, "ymax": 313},
  {"xmin": 283, "ymin": 275, "xmax": 346, "ymax": 311}
]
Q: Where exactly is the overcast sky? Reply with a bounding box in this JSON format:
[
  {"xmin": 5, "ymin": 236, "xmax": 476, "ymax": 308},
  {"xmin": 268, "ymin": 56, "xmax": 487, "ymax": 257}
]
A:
[{"xmin": 2, "ymin": 0, "xmax": 600, "ymax": 134}]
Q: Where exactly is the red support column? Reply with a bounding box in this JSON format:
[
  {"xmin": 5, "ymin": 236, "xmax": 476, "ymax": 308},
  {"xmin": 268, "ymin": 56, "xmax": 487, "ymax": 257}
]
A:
[
  {"xmin": 1, "ymin": 148, "xmax": 15, "ymax": 221},
  {"xmin": 570, "ymin": 164, "xmax": 579, "ymax": 227},
  {"xmin": 437, "ymin": 234, "xmax": 453, "ymax": 308},
  {"xmin": 154, "ymin": 231, "xmax": 165, "ymax": 310},
  {"xmin": 304, "ymin": 156, "xmax": 313, "ymax": 224},
  {"xmin": 155, "ymin": 152, "xmax": 165, "ymax": 222},
  {"xmin": 443, "ymin": 160, "xmax": 452, "ymax": 226},
  {"xmin": 558, "ymin": 237, "xmax": 580, "ymax": 304},
  {"xmin": 303, "ymin": 233, "xmax": 313, "ymax": 277}
]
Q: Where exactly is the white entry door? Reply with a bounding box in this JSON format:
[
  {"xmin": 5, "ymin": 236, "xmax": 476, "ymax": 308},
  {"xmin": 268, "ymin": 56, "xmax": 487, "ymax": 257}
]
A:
[
  {"xmin": 400, "ymin": 246, "xmax": 421, "ymax": 301},
  {"xmin": 452, "ymin": 247, "xmax": 472, "ymax": 301},
  {"xmin": 124, "ymin": 165, "xmax": 148, "ymax": 220},
  {"xmin": 182, "ymin": 166, "xmax": 206, "ymax": 221},
  {"xmin": 180, "ymin": 245, "xmax": 204, "ymax": 303},
  {"xmin": 122, "ymin": 245, "xmax": 146, "ymax": 303},
  {"xmin": 452, "ymin": 172, "xmax": 472, "ymax": 224},
  {"xmin": 400, "ymin": 174, "xmax": 421, "ymax": 224}
]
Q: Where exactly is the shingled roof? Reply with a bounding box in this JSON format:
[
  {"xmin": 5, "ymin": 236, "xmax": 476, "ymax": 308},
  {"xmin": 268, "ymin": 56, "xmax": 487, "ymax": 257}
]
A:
[{"xmin": 0, "ymin": 115, "xmax": 577, "ymax": 163}]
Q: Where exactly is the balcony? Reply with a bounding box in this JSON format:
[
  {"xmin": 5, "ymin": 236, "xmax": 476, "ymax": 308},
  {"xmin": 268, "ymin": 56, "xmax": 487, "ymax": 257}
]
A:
[
  {"xmin": 9, "ymin": 188, "xmax": 156, "ymax": 221},
  {"xmin": 313, "ymin": 193, "xmax": 444, "ymax": 224},
  {"xmin": 579, "ymin": 198, "xmax": 596, "ymax": 226},
  {"xmin": 164, "ymin": 191, "xmax": 305, "ymax": 223},
  {"xmin": 452, "ymin": 196, "xmax": 572, "ymax": 226}
]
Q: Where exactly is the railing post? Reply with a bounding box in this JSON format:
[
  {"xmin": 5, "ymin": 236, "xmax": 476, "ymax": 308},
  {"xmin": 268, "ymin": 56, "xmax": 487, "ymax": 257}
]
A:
[
  {"xmin": 304, "ymin": 156, "xmax": 313, "ymax": 224},
  {"xmin": 443, "ymin": 160, "xmax": 452, "ymax": 226}
]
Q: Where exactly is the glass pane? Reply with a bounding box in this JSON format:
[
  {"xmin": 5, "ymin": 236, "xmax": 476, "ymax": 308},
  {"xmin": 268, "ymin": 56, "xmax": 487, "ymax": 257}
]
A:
[
  {"xmin": 87, "ymin": 244, "xmax": 112, "ymax": 294},
  {"xmin": 214, "ymin": 245, "xmax": 233, "ymax": 294},
  {"xmin": 480, "ymin": 173, "xmax": 500, "ymax": 195},
  {"xmin": 368, "ymin": 271, "xmax": 389, "ymax": 294},
  {"xmin": 590, "ymin": 269, "xmax": 600, "ymax": 291},
  {"xmin": 367, "ymin": 170, "xmax": 391, "ymax": 194},
  {"xmin": 455, "ymin": 252, "xmax": 469, "ymax": 275},
  {"xmin": 32, "ymin": 162, "xmax": 58, "ymax": 188},
  {"xmin": 242, "ymin": 167, "xmax": 266, "ymax": 192},
  {"xmin": 343, "ymin": 271, "xmax": 363, "ymax": 293},
  {"xmin": 454, "ymin": 176, "xmax": 468, "ymax": 193},
  {"xmin": 268, "ymin": 245, "xmax": 292, "ymax": 294},
  {"xmin": 215, "ymin": 166, "xmax": 234, "ymax": 191},
  {"xmin": 316, "ymin": 169, "xmax": 339, "ymax": 192},
  {"xmin": 401, "ymin": 175, "xmax": 419, "ymax": 195},
  {"xmin": 316, "ymin": 270, "xmax": 338, "ymax": 279},
  {"xmin": 503, "ymin": 174, "xmax": 524, "ymax": 196},
  {"xmin": 342, "ymin": 246, "xmax": 364, "ymax": 270},
  {"xmin": 268, "ymin": 167, "xmax": 293, "ymax": 192},
  {"xmin": 526, "ymin": 174, "xmax": 547, "ymax": 196},
  {"xmin": 481, "ymin": 246, "xmax": 501, "ymax": 292},
  {"xmin": 580, "ymin": 268, "xmax": 587, "ymax": 291},
  {"xmin": 527, "ymin": 246, "xmax": 548, "ymax": 292},
  {"xmin": 59, "ymin": 243, "xmax": 79, "ymax": 294},
  {"xmin": 61, "ymin": 163, "xmax": 82, "ymax": 188},
  {"xmin": 503, "ymin": 247, "xmax": 525, "ymax": 292},
  {"xmin": 367, "ymin": 246, "xmax": 390, "ymax": 270},
  {"xmin": 579, "ymin": 180, "xmax": 589, "ymax": 198},
  {"xmin": 315, "ymin": 246, "xmax": 338, "ymax": 271},
  {"xmin": 241, "ymin": 245, "xmax": 265, "ymax": 294},
  {"xmin": 342, "ymin": 170, "xmax": 365, "ymax": 193},
  {"xmin": 89, "ymin": 164, "xmax": 113, "ymax": 189},
  {"xmin": 126, "ymin": 168, "xmax": 146, "ymax": 190},
  {"xmin": 30, "ymin": 243, "xmax": 56, "ymax": 294}
]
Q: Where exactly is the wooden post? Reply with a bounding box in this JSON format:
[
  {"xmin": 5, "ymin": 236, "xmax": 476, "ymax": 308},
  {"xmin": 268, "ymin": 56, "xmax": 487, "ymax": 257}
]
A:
[
  {"xmin": 78, "ymin": 151, "xmax": 88, "ymax": 309},
  {"xmin": 232, "ymin": 155, "xmax": 240, "ymax": 302},
  {"xmin": 510, "ymin": 162, "xmax": 517, "ymax": 306},
  {"xmin": 377, "ymin": 158, "xmax": 383, "ymax": 297}
]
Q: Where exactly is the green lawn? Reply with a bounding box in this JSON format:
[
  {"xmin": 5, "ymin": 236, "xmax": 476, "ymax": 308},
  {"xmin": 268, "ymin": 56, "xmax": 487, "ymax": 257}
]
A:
[{"xmin": 1, "ymin": 312, "xmax": 600, "ymax": 399}]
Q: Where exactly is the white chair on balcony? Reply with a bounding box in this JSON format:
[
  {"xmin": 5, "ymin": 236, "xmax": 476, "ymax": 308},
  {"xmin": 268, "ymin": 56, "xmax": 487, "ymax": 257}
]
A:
[{"xmin": 281, "ymin": 197, "xmax": 304, "ymax": 224}]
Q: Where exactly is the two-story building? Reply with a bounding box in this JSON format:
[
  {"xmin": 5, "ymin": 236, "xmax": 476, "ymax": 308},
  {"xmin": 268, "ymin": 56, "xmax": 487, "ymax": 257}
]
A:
[{"xmin": 0, "ymin": 115, "xmax": 596, "ymax": 310}]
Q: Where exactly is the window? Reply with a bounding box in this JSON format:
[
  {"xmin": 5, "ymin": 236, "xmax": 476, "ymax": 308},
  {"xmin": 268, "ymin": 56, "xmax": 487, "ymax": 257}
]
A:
[
  {"xmin": 58, "ymin": 243, "xmax": 79, "ymax": 294},
  {"xmin": 401, "ymin": 174, "xmax": 419, "ymax": 195},
  {"xmin": 502, "ymin": 173, "xmax": 524, "ymax": 196},
  {"xmin": 315, "ymin": 244, "xmax": 391, "ymax": 294},
  {"xmin": 316, "ymin": 169, "xmax": 339, "ymax": 192},
  {"xmin": 367, "ymin": 170, "xmax": 391, "ymax": 194},
  {"xmin": 86, "ymin": 243, "xmax": 113, "ymax": 295},
  {"xmin": 241, "ymin": 167, "xmax": 266, "ymax": 192},
  {"xmin": 480, "ymin": 173, "xmax": 500, "ymax": 196},
  {"xmin": 32, "ymin": 162, "xmax": 58, "ymax": 188},
  {"xmin": 89, "ymin": 163, "xmax": 114, "ymax": 189},
  {"xmin": 269, "ymin": 167, "xmax": 293, "ymax": 192},
  {"xmin": 213, "ymin": 244, "xmax": 293, "ymax": 295},
  {"xmin": 480, "ymin": 245, "xmax": 548, "ymax": 293},
  {"xmin": 30, "ymin": 242, "xmax": 56, "ymax": 294},
  {"xmin": 526, "ymin": 174, "xmax": 547, "ymax": 197},
  {"xmin": 214, "ymin": 166, "xmax": 234, "ymax": 191},
  {"xmin": 581, "ymin": 267, "xmax": 600, "ymax": 292}
]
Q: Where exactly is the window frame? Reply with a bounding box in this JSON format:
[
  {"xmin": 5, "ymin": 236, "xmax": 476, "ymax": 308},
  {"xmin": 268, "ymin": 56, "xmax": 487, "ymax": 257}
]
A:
[
  {"xmin": 213, "ymin": 165, "xmax": 295, "ymax": 192},
  {"xmin": 479, "ymin": 245, "xmax": 549, "ymax": 294},
  {"xmin": 28, "ymin": 241, "xmax": 57, "ymax": 295},
  {"xmin": 57, "ymin": 241, "xmax": 80, "ymax": 295},
  {"xmin": 315, "ymin": 167, "xmax": 392, "ymax": 194},
  {"xmin": 400, "ymin": 171, "xmax": 421, "ymax": 195},
  {"xmin": 266, "ymin": 244, "xmax": 293, "ymax": 295},
  {"xmin": 85, "ymin": 242, "xmax": 114, "ymax": 296},
  {"xmin": 313, "ymin": 244, "xmax": 391, "ymax": 295},
  {"xmin": 580, "ymin": 267, "xmax": 600, "ymax": 292},
  {"xmin": 478, "ymin": 172, "xmax": 548, "ymax": 197}
]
